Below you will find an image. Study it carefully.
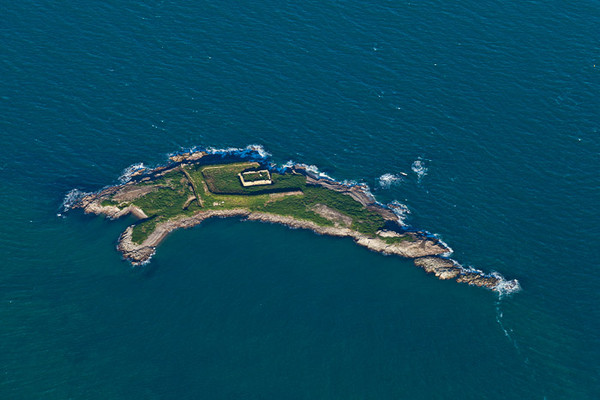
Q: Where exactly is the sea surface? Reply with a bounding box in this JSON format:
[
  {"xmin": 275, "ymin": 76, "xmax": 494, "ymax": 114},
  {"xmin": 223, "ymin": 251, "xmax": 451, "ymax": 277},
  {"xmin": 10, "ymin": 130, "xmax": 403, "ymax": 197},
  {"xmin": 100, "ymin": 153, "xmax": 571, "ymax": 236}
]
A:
[{"xmin": 1, "ymin": 1, "xmax": 599, "ymax": 398}]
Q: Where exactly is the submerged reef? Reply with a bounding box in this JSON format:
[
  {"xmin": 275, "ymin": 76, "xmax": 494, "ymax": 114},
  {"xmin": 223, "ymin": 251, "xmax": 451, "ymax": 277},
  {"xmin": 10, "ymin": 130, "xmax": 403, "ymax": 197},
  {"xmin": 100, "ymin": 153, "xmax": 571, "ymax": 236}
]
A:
[{"xmin": 67, "ymin": 145, "xmax": 520, "ymax": 294}]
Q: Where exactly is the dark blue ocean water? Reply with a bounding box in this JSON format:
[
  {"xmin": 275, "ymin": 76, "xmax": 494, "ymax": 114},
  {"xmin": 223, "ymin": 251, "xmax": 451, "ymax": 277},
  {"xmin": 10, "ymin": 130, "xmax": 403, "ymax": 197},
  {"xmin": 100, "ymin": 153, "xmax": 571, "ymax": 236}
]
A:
[{"xmin": 1, "ymin": 1, "xmax": 599, "ymax": 398}]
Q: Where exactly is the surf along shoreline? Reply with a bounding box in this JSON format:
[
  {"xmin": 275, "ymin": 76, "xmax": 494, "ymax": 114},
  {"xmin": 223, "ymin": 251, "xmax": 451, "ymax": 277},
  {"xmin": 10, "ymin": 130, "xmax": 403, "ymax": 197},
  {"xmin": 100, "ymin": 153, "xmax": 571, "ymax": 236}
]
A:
[{"xmin": 69, "ymin": 145, "xmax": 520, "ymax": 294}]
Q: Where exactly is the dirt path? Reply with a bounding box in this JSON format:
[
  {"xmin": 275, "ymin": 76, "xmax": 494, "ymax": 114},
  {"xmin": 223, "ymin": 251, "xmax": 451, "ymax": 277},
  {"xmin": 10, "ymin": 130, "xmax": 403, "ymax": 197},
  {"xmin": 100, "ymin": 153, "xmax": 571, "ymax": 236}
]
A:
[{"xmin": 179, "ymin": 167, "xmax": 203, "ymax": 207}]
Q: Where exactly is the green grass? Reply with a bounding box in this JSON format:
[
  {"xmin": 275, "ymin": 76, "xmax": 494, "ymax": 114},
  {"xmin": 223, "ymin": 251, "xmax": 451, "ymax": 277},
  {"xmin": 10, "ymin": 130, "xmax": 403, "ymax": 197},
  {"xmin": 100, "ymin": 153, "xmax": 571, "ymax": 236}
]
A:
[
  {"xmin": 111, "ymin": 162, "xmax": 387, "ymax": 244},
  {"xmin": 200, "ymin": 163, "xmax": 256, "ymax": 194},
  {"xmin": 241, "ymin": 170, "xmax": 270, "ymax": 182},
  {"xmin": 101, "ymin": 199, "xmax": 120, "ymax": 207},
  {"xmin": 383, "ymin": 235, "xmax": 415, "ymax": 244},
  {"xmin": 131, "ymin": 218, "xmax": 159, "ymax": 244},
  {"xmin": 299, "ymin": 187, "xmax": 385, "ymax": 236},
  {"xmin": 251, "ymin": 186, "xmax": 385, "ymax": 235},
  {"xmin": 201, "ymin": 163, "xmax": 306, "ymax": 195},
  {"xmin": 128, "ymin": 170, "xmax": 201, "ymax": 243},
  {"xmin": 257, "ymin": 195, "xmax": 335, "ymax": 227}
]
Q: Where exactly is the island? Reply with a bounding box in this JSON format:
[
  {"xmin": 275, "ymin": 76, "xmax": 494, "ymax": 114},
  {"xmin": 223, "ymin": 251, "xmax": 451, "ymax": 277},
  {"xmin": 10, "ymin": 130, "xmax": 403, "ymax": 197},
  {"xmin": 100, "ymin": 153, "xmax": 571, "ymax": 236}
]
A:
[{"xmin": 69, "ymin": 146, "xmax": 520, "ymax": 294}]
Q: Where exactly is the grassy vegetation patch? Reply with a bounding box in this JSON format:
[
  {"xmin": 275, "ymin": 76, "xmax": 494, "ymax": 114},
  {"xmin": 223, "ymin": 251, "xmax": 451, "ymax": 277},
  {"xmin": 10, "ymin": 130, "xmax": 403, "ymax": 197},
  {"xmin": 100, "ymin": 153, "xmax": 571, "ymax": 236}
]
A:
[
  {"xmin": 125, "ymin": 162, "xmax": 387, "ymax": 244},
  {"xmin": 133, "ymin": 170, "xmax": 184, "ymax": 189},
  {"xmin": 383, "ymin": 235, "xmax": 415, "ymax": 244},
  {"xmin": 129, "ymin": 169, "xmax": 203, "ymax": 243},
  {"xmin": 132, "ymin": 187, "xmax": 186, "ymax": 217},
  {"xmin": 101, "ymin": 199, "xmax": 120, "ymax": 207},
  {"xmin": 301, "ymin": 187, "xmax": 385, "ymax": 236},
  {"xmin": 131, "ymin": 218, "xmax": 159, "ymax": 244},
  {"xmin": 258, "ymin": 195, "xmax": 334, "ymax": 227},
  {"xmin": 201, "ymin": 163, "xmax": 306, "ymax": 195},
  {"xmin": 255, "ymin": 186, "xmax": 385, "ymax": 235},
  {"xmin": 201, "ymin": 163, "xmax": 255, "ymax": 193},
  {"xmin": 242, "ymin": 170, "xmax": 270, "ymax": 182}
]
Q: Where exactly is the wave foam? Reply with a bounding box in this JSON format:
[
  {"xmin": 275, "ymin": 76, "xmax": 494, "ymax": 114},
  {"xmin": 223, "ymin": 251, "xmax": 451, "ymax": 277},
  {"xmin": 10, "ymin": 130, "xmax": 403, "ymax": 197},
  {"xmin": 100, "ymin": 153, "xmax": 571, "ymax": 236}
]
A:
[
  {"xmin": 378, "ymin": 173, "xmax": 404, "ymax": 189},
  {"xmin": 433, "ymin": 234, "xmax": 454, "ymax": 256},
  {"xmin": 170, "ymin": 144, "xmax": 271, "ymax": 165},
  {"xmin": 119, "ymin": 163, "xmax": 147, "ymax": 183},
  {"xmin": 411, "ymin": 159, "xmax": 428, "ymax": 182},
  {"xmin": 285, "ymin": 162, "xmax": 335, "ymax": 181},
  {"xmin": 387, "ymin": 200, "xmax": 411, "ymax": 225},
  {"xmin": 491, "ymin": 272, "xmax": 521, "ymax": 296},
  {"xmin": 246, "ymin": 144, "xmax": 271, "ymax": 158},
  {"xmin": 201, "ymin": 144, "xmax": 270, "ymax": 159},
  {"xmin": 61, "ymin": 189, "xmax": 89, "ymax": 212}
]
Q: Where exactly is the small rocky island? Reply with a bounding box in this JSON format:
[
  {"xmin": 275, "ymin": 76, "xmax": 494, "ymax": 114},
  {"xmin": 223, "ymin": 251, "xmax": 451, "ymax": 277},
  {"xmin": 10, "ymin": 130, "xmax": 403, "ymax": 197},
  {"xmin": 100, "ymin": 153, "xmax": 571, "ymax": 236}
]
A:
[{"xmin": 69, "ymin": 146, "xmax": 519, "ymax": 293}]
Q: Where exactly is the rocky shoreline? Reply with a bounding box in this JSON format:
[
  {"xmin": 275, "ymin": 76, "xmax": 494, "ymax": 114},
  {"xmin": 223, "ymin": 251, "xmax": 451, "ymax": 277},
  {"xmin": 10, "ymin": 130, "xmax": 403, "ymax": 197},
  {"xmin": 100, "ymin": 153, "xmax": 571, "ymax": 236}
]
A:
[
  {"xmin": 70, "ymin": 147, "xmax": 520, "ymax": 294},
  {"xmin": 76, "ymin": 195, "xmax": 519, "ymax": 293}
]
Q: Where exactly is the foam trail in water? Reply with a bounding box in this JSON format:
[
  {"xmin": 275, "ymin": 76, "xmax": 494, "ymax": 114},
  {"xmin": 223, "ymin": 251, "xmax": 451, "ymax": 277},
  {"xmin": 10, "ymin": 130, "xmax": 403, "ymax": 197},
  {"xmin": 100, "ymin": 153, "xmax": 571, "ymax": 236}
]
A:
[
  {"xmin": 495, "ymin": 297, "xmax": 521, "ymax": 353},
  {"xmin": 378, "ymin": 173, "xmax": 405, "ymax": 189}
]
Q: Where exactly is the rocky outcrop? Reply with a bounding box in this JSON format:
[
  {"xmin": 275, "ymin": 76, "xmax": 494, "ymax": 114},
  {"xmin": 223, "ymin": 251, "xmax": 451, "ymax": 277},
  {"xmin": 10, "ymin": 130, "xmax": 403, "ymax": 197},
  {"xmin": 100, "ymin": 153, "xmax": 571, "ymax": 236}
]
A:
[
  {"xmin": 456, "ymin": 273, "xmax": 499, "ymax": 288},
  {"xmin": 169, "ymin": 151, "xmax": 207, "ymax": 163},
  {"xmin": 77, "ymin": 192, "xmax": 148, "ymax": 220},
  {"xmin": 414, "ymin": 256, "xmax": 505, "ymax": 290},
  {"xmin": 117, "ymin": 226, "xmax": 157, "ymax": 264},
  {"xmin": 414, "ymin": 257, "xmax": 462, "ymax": 280}
]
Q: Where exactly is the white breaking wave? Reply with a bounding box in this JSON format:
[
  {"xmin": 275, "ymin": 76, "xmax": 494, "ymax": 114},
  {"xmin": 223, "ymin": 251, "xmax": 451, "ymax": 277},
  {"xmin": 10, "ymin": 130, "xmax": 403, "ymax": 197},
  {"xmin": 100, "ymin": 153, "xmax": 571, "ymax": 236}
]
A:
[
  {"xmin": 378, "ymin": 173, "xmax": 404, "ymax": 189},
  {"xmin": 304, "ymin": 164, "xmax": 334, "ymax": 180},
  {"xmin": 281, "ymin": 160, "xmax": 295, "ymax": 170},
  {"xmin": 246, "ymin": 144, "xmax": 271, "ymax": 158},
  {"xmin": 202, "ymin": 144, "xmax": 271, "ymax": 158},
  {"xmin": 204, "ymin": 146, "xmax": 239, "ymax": 154},
  {"xmin": 61, "ymin": 189, "xmax": 89, "ymax": 212},
  {"xmin": 284, "ymin": 161, "xmax": 335, "ymax": 180},
  {"xmin": 119, "ymin": 163, "xmax": 147, "ymax": 183},
  {"xmin": 388, "ymin": 200, "xmax": 411, "ymax": 225},
  {"xmin": 491, "ymin": 272, "xmax": 522, "ymax": 296},
  {"xmin": 411, "ymin": 159, "xmax": 428, "ymax": 182},
  {"xmin": 342, "ymin": 179, "xmax": 359, "ymax": 186},
  {"xmin": 456, "ymin": 262, "xmax": 521, "ymax": 296},
  {"xmin": 432, "ymin": 234, "xmax": 454, "ymax": 256}
]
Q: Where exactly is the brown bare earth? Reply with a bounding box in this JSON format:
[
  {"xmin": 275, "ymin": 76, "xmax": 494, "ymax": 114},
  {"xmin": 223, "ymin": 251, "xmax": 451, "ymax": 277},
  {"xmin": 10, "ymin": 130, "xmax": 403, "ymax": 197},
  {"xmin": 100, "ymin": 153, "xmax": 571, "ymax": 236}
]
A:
[
  {"xmin": 112, "ymin": 184, "xmax": 157, "ymax": 202},
  {"xmin": 266, "ymin": 190, "xmax": 304, "ymax": 203},
  {"xmin": 311, "ymin": 204, "xmax": 353, "ymax": 227}
]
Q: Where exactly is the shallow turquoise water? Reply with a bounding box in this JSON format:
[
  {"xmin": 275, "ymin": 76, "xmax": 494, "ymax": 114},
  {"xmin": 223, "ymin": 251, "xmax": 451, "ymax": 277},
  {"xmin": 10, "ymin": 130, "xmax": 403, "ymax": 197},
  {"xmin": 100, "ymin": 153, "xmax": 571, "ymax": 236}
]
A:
[{"xmin": 1, "ymin": 1, "xmax": 599, "ymax": 398}]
